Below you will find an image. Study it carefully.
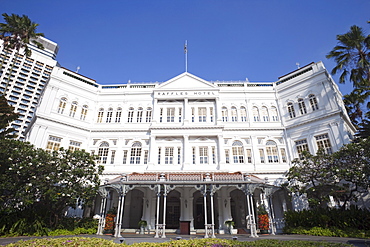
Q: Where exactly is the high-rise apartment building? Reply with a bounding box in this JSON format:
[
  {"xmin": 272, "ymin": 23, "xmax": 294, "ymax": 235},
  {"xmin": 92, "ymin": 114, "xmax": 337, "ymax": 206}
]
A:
[{"xmin": 0, "ymin": 37, "xmax": 59, "ymax": 140}]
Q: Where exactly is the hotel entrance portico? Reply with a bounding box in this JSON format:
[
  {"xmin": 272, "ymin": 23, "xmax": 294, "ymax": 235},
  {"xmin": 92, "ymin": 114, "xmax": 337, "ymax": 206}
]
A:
[{"xmin": 95, "ymin": 172, "xmax": 287, "ymax": 238}]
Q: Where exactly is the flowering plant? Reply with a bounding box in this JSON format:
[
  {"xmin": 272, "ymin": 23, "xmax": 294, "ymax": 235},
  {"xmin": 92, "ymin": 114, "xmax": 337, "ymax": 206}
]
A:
[
  {"xmin": 258, "ymin": 214, "xmax": 269, "ymax": 230},
  {"xmin": 104, "ymin": 213, "xmax": 116, "ymax": 232}
]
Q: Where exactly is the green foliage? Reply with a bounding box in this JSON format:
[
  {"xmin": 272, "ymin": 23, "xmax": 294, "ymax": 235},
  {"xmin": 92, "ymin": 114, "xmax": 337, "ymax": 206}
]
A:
[
  {"xmin": 6, "ymin": 237, "xmax": 118, "ymax": 247},
  {"xmin": 0, "ymin": 13, "xmax": 45, "ymax": 95},
  {"xmin": 0, "ymin": 95, "xmax": 19, "ymax": 139},
  {"xmin": 286, "ymin": 138, "xmax": 370, "ymax": 209},
  {"xmin": 284, "ymin": 207, "xmax": 370, "ymax": 229},
  {"xmin": 138, "ymin": 220, "xmax": 147, "ymax": 227},
  {"xmin": 54, "ymin": 217, "xmax": 98, "ymax": 232},
  {"xmin": 326, "ymin": 23, "xmax": 370, "ymax": 129},
  {"xmin": 285, "ymin": 226, "xmax": 370, "ymax": 239},
  {"xmin": 0, "ymin": 138, "xmax": 103, "ymax": 235},
  {"xmin": 48, "ymin": 227, "xmax": 96, "ymax": 236},
  {"xmin": 4, "ymin": 237, "xmax": 353, "ymax": 247},
  {"xmin": 224, "ymin": 220, "xmax": 235, "ymax": 227},
  {"xmin": 257, "ymin": 205, "xmax": 268, "ymax": 215},
  {"xmin": 0, "ymin": 13, "xmax": 44, "ymax": 57}
]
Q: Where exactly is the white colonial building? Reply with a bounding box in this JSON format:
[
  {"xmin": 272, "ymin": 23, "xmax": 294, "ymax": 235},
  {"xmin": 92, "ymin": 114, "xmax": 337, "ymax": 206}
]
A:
[{"xmin": 26, "ymin": 61, "xmax": 355, "ymax": 237}]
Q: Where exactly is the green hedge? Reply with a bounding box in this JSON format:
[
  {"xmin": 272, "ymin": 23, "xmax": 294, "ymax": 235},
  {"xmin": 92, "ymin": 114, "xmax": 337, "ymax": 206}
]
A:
[
  {"xmin": 284, "ymin": 226, "xmax": 369, "ymax": 238},
  {"xmin": 5, "ymin": 238, "xmax": 353, "ymax": 247},
  {"xmin": 284, "ymin": 207, "xmax": 370, "ymax": 230},
  {"xmin": 0, "ymin": 216, "xmax": 98, "ymax": 237},
  {"xmin": 283, "ymin": 207, "xmax": 370, "ymax": 238}
]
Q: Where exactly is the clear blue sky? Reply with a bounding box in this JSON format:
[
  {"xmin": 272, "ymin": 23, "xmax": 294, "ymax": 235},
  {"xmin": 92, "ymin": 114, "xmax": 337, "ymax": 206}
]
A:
[{"xmin": 1, "ymin": 0, "xmax": 369, "ymax": 95}]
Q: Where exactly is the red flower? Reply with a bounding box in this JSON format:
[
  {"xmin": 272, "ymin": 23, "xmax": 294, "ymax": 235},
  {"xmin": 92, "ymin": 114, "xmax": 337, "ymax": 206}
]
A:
[
  {"xmin": 258, "ymin": 214, "xmax": 269, "ymax": 230},
  {"xmin": 104, "ymin": 213, "xmax": 116, "ymax": 231}
]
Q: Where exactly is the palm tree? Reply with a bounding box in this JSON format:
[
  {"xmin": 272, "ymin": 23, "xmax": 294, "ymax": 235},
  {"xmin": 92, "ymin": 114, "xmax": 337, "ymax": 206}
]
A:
[
  {"xmin": 326, "ymin": 25, "xmax": 370, "ymax": 89},
  {"xmin": 0, "ymin": 13, "xmax": 44, "ymax": 95},
  {"xmin": 327, "ymin": 25, "xmax": 370, "ymax": 125}
]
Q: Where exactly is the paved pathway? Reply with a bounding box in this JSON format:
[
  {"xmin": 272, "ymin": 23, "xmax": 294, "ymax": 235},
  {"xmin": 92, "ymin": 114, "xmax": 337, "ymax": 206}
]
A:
[{"xmin": 0, "ymin": 233, "xmax": 369, "ymax": 246}]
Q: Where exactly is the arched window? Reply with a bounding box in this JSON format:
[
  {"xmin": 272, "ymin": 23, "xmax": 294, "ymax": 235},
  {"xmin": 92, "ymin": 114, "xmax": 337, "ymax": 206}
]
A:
[
  {"xmin": 270, "ymin": 106, "xmax": 278, "ymax": 121},
  {"xmin": 309, "ymin": 94, "xmax": 319, "ymax": 111},
  {"xmin": 69, "ymin": 101, "xmax": 78, "ymax": 117},
  {"xmin": 106, "ymin": 107, "xmax": 113, "ymax": 123},
  {"xmin": 231, "ymin": 107, "xmax": 237, "ymax": 122},
  {"xmin": 97, "ymin": 108, "xmax": 104, "ymax": 123},
  {"xmin": 146, "ymin": 107, "xmax": 152, "ymax": 122},
  {"xmin": 232, "ymin": 141, "xmax": 244, "ymax": 163},
  {"xmin": 261, "ymin": 106, "xmax": 269, "ymax": 121},
  {"xmin": 252, "ymin": 106, "xmax": 260, "ymax": 121},
  {"xmin": 98, "ymin": 142, "xmax": 109, "ymax": 164},
  {"xmin": 137, "ymin": 107, "xmax": 143, "ymax": 122},
  {"xmin": 115, "ymin": 107, "xmax": 122, "ymax": 123},
  {"xmin": 222, "ymin": 107, "xmax": 228, "ymax": 122},
  {"xmin": 80, "ymin": 105, "xmax": 88, "ymax": 120},
  {"xmin": 130, "ymin": 142, "xmax": 142, "ymax": 164},
  {"xmin": 240, "ymin": 106, "xmax": 247, "ymax": 122},
  {"xmin": 58, "ymin": 97, "xmax": 67, "ymax": 114},
  {"xmin": 127, "ymin": 107, "xmax": 134, "ymax": 122},
  {"xmin": 298, "ymin": 98, "xmax": 307, "ymax": 115},
  {"xmin": 287, "ymin": 102, "xmax": 296, "ymax": 118},
  {"xmin": 266, "ymin": 140, "xmax": 279, "ymax": 163}
]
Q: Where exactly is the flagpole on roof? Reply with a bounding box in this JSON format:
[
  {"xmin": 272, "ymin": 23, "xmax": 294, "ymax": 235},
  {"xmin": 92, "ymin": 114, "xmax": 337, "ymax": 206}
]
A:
[{"xmin": 184, "ymin": 40, "xmax": 188, "ymax": 73}]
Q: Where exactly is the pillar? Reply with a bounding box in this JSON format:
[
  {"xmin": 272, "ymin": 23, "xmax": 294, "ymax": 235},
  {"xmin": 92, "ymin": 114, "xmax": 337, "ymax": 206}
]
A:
[
  {"xmin": 183, "ymin": 135, "xmax": 190, "ymax": 166},
  {"xmin": 210, "ymin": 187, "xmax": 216, "ymax": 238},
  {"xmin": 96, "ymin": 196, "xmax": 107, "ymax": 235},
  {"xmin": 203, "ymin": 185, "xmax": 209, "ymax": 238},
  {"xmin": 114, "ymin": 193, "xmax": 125, "ymax": 238},
  {"xmin": 154, "ymin": 185, "xmax": 161, "ymax": 238}
]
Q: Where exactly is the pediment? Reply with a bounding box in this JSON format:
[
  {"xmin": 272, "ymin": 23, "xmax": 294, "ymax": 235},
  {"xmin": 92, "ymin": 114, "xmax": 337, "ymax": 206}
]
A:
[{"xmin": 157, "ymin": 72, "xmax": 217, "ymax": 90}]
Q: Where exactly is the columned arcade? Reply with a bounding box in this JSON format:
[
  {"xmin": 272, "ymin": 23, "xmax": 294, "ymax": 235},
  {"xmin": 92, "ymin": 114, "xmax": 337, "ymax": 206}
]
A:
[{"xmin": 95, "ymin": 172, "xmax": 288, "ymax": 238}]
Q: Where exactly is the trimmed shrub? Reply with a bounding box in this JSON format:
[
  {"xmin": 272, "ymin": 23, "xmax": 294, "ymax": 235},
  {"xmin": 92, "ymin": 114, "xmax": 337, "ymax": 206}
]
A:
[{"xmin": 6, "ymin": 238, "xmax": 353, "ymax": 247}]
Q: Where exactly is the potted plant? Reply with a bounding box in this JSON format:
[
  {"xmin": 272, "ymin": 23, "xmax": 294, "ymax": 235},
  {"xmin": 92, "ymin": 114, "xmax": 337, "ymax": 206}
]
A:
[
  {"xmin": 104, "ymin": 207, "xmax": 117, "ymax": 234},
  {"xmin": 224, "ymin": 220, "xmax": 236, "ymax": 234},
  {"xmin": 138, "ymin": 220, "xmax": 147, "ymax": 234},
  {"xmin": 257, "ymin": 205, "xmax": 269, "ymax": 234}
]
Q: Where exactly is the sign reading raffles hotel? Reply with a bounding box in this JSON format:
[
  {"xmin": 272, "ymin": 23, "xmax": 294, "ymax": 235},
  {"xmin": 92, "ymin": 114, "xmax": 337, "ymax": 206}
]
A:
[
  {"xmin": 26, "ymin": 61, "xmax": 355, "ymax": 236},
  {"xmin": 155, "ymin": 90, "xmax": 218, "ymax": 98}
]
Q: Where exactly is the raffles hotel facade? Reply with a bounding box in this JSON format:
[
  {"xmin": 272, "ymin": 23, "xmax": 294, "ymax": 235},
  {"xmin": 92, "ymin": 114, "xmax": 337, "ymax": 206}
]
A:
[{"xmin": 26, "ymin": 61, "xmax": 355, "ymax": 237}]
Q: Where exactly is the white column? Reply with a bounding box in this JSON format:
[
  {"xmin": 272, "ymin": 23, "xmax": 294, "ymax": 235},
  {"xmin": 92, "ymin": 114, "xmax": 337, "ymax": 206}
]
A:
[
  {"xmin": 154, "ymin": 186, "xmax": 161, "ymax": 238},
  {"xmin": 96, "ymin": 196, "xmax": 107, "ymax": 235},
  {"xmin": 203, "ymin": 186, "xmax": 209, "ymax": 238},
  {"xmin": 184, "ymin": 98, "xmax": 189, "ymax": 125},
  {"xmin": 148, "ymin": 135, "xmax": 157, "ymax": 165},
  {"xmin": 162, "ymin": 189, "xmax": 167, "ymax": 238},
  {"xmin": 215, "ymin": 97, "xmax": 222, "ymax": 123},
  {"xmin": 152, "ymin": 99, "xmax": 159, "ymax": 123},
  {"xmin": 247, "ymin": 193, "xmax": 258, "ymax": 238},
  {"xmin": 217, "ymin": 196, "xmax": 224, "ymax": 232},
  {"xmin": 268, "ymin": 196, "xmax": 276, "ymax": 235},
  {"xmin": 114, "ymin": 194, "xmax": 122, "ymax": 237},
  {"xmin": 218, "ymin": 135, "xmax": 226, "ymax": 167},
  {"xmin": 207, "ymin": 146, "xmax": 212, "ymax": 165},
  {"xmin": 114, "ymin": 193, "xmax": 125, "ymax": 238},
  {"xmin": 183, "ymin": 135, "xmax": 190, "ymax": 166},
  {"xmin": 160, "ymin": 146, "xmax": 165, "ymax": 165},
  {"xmin": 210, "ymin": 190, "xmax": 216, "ymax": 238}
]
